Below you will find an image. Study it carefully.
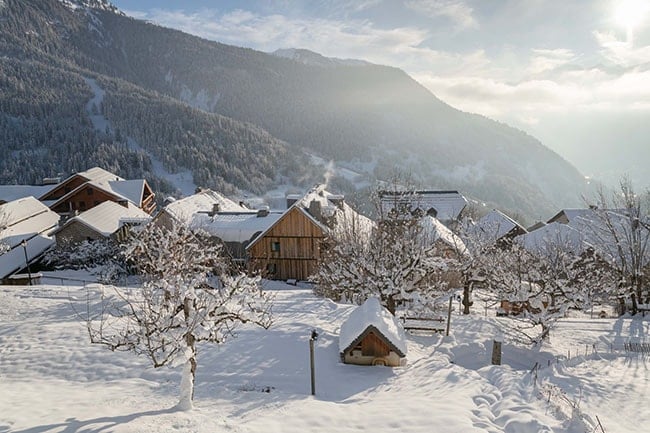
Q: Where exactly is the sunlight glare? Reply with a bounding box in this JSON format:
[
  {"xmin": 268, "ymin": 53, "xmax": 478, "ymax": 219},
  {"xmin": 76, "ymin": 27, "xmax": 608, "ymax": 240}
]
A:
[{"xmin": 614, "ymin": 0, "xmax": 649, "ymax": 31}]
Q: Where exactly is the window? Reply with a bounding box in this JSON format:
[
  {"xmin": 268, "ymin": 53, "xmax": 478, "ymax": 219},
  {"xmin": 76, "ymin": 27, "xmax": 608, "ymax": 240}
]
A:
[
  {"xmin": 266, "ymin": 263, "xmax": 277, "ymax": 274},
  {"xmin": 87, "ymin": 187, "xmax": 93, "ymax": 195},
  {"xmin": 271, "ymin": 241, "xmax": 281, "ymax": 252},
  {"xmin": 79, "ymin": 201, "xmax": 86, "ymax": 211}
]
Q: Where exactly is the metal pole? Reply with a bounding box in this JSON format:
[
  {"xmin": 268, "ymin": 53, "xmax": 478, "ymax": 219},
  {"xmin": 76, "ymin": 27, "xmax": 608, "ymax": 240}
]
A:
[
  {"xmin": 446, "ymin": 296, "xmax": 453, "ymax": 336},
  {"xmin": 21, "ymin": 240, "xmax": 32, "ymax": 285},
  {"xmin": 309, "ymin": 337, "xmax": 316, "ymax": 395}
]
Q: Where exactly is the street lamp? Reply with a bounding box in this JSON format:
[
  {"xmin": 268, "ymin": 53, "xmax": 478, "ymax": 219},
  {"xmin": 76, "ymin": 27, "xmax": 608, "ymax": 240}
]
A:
[{"xmin": 20, "ymin": 239, "xmax": 32, "ymax": 286}]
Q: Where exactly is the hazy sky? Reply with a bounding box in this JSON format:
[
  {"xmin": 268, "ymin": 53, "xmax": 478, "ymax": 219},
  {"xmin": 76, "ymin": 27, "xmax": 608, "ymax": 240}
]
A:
[{"xmin": 111, "ymin": 0, "xmax": 650, "ymax": 187}]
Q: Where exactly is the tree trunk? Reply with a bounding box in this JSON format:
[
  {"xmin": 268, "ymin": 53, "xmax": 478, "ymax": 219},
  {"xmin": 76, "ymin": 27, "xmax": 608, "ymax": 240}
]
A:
[
  {"xmin": 631, "ymin": 292, "xmax": 638, "ymax": 315},
  {"xmin": 540, "ymin": 323, "xmax": 550, "ymax": 342},
  {"xmin": 177, "ymin": 357, "xmax": 195, "ymax": 411},
  {"xmin": 386, "ymin": 295, "xmax": 396, "ymax": 316},
  {"xmin": 462, "ymin": 280, "xmax": 471, "ymax": 315},
  {"xmin": 618, "ymin": 297, "xmax": 626, "ymax": 316}
]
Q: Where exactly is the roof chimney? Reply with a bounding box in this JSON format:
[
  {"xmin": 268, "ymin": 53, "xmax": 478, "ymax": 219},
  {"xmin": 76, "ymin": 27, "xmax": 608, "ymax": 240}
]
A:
[
  {"xmin": 257, "ymin": 207, "xmax": 270, "ymax": 218},
  {"xmin": 210, "ymin": 203, "xmax": 220, "ymax": 216}
]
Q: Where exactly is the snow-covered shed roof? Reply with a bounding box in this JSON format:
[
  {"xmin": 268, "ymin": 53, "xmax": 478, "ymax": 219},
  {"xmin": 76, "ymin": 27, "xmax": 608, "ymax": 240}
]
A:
[
  {"xmin": 0, "ymin": 185, "xmax": 56, "ymax": 204},
  {"xmin": 339, "ymin": 298, "xmax": 407, "ymax": 357},
  {"xmin": 163, "ymin": 189, "xmax": 247, "ymax": 225},
  {"xmin": 471, "ymin": 209, "xmax": 527, "ymax": 241},
  {"xmin": 0, "ymin": 197, "xmax": 59, "ymax": 279},
  {"xmin": 379, "ymin": 190, "xmax": 467, "ymax": 222},
  {"xmin": 420, "ymin": 215, "xmax": 467, "ymax": 254},
  {"xmin": 191, "ymin": 211, "xmax": 284, "ymax": 243},
  {"xmin": 54, "ymin": 201, "xmax": 151, "ymax": 237}
]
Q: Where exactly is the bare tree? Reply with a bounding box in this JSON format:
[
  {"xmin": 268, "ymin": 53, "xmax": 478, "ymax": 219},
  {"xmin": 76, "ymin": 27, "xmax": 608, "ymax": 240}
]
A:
[
  {"xmin": 87, "ymin": 222, "xmax": 272, "ymax": 410},
  {"xmin": 314, "ymin": 185, "xmax": 458, "ymax": 315},
  {"xmin": 586, "ymin": 178, "xmax": 650, "ymax": 314}
]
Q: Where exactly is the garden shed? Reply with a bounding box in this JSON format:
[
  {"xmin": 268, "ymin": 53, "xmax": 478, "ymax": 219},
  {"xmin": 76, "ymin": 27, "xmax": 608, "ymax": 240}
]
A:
[{"xmin": 339, "ymin": 298, "xmax": 407, "ymax": 367}]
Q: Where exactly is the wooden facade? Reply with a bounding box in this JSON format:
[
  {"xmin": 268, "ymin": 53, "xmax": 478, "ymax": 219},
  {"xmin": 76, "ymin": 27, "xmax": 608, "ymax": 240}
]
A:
[
  {"xmin": 51, "ymin": 185, "xmax": 127, "ymax": 215},
  {"xmin": 49, "ymin": 181, "xmax": 155, "ymax": 216},
  {"xmin": 247, "ymin": 206, "xmax": 326, "ymax": 281},
  {"xmin": 341, "ymin": 325, "xmax": 406, "ymax": 367},
  {"xmin": 40, "ymin": 174, "xmax": 93, "ymax": 202}
]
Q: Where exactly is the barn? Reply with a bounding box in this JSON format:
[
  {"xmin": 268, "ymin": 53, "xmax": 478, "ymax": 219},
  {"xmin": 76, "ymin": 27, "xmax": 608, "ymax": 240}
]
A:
[{"xmin": 339, "ymin": 298, "xmax": 407, "ymax": 367}]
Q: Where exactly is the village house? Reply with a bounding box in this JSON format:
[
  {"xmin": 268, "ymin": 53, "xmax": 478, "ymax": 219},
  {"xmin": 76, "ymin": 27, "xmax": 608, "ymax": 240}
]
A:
[
  {"xmin": 52, "ymin": 201, "xmax": 151, "ymax": 247},
  {"xmin": 339, "ymin": 297, "xmax": 407, "ymax": 367},
  {"xmin": 0, "ymin": 196, "xmax": 60, "ymax": 282},
  {"xmin": 246, "ymin": 185, "xmax": 373, "ymax": 281},
  {"xmin": 41, "ymin": 167, "xmax": 156, "ymax": 216}
]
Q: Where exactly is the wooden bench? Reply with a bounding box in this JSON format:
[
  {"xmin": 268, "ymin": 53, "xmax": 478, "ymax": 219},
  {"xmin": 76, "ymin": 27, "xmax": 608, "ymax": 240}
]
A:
[{"xmin": 401, "ymin": 316, "xmax": 446, "ymax": 333}]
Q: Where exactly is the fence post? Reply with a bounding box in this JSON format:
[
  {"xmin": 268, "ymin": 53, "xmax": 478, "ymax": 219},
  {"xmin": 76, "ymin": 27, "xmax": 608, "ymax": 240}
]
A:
[{"xmin": 491, "ymin": 338, "xmax": 502, "ymax": 365}]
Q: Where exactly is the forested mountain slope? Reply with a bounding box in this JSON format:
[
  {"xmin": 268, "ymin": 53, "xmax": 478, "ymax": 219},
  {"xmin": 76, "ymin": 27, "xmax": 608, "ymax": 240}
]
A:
[{"xmin": 0, "ymin": 0, "xmax": 588, "ymax": 219}]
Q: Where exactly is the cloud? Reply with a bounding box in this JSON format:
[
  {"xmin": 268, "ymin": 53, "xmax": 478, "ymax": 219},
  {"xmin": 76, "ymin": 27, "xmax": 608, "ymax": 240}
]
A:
[{"xmin": 404, "ymin": 0, "xmax": 478, "ymax": 30}]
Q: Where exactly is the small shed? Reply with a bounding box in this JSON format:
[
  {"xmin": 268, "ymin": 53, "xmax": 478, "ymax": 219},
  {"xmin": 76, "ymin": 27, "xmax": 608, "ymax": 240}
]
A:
[{"xmin": 339, "ymin": 298, "xmax": 407, "ymax": 367}]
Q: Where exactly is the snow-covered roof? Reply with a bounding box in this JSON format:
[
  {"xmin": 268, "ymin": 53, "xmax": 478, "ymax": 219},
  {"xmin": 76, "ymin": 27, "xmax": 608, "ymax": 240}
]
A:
[
  {"xmin": 471, "ymin": 209, "xmax": 527, "ymax": 241},
  {"xmin": 104, "ymin": 180, "xmax": 145, "ymax": 206},
  {"xmin": 297, "ymin": 184, "xmax": 374, "ymax": 240},
  {"xmin": 191, "ymin": 211, "xmax": 284, "ymax": 243},
  {"xmin": 78, "ymin": 166, "xmax": 124, "ymax": 183},
  {"xmin": 163, "ymin": 189, "xmax": 247, "ymax": 225},
  {"xmin": 0, "ymin": 197, "xmax": 59, "ymax": 279},
  {"xmin": 48, "ymin": 178, "xmax": 148, "ymax": 211},
  {"xmin": 420, "ymin": 215, "xmax": 467, "ymax": 255},
  {"xmin": 0, "ymin": 185, "xmax": 56, "ymax": 204},
  {"xmin": 379, "ymin": 190, "xmax": 467, "ymax": 222},
  {"xmin": 339, "ymin": 298, "xmax": 407, "ymax": 357},
  {"xmin": 517, "ymin": 222, "xmax": 589, "ymax": 256},
  {"xmin": 55, "ymin": 201, "xmax": 151, "ymax": 237}
]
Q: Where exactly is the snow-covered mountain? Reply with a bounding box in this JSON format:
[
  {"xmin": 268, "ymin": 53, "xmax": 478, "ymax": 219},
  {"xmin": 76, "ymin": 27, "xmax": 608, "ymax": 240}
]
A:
[{"xmin": 0, "ymin": 0, "xmax": 590, "ymax": 221}]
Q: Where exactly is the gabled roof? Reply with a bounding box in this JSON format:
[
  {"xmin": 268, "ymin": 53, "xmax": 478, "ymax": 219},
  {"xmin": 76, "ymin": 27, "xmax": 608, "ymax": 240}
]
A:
[
  {"xmin": 0, "ymin": 197, "xmax": 59, "ymax": 279},
  {"xmin": 192, "ymin": 211, "xmax": 284, "ymax": 243},
  {"xmin": 420, "ymin": 215, "xmax": 468, "ymax": 255},
  {"xmin": 339, "ymin": 298, "xmax": 407, "ymax": 357},
  {"xmin": 48, "ymin": 179, "xmax": 147, "ymax": 211},
  {"xmin": 517, "ymin": 221, "xmax": 589, "ymax": 256},
  {"xmin": 547, "ymin": 208, "xmax": 597, "ymax": 225},
  {"xmin": 77, "ymin": 166, "xmax": 124, "ymax": 183},
  {"xmin": 163, "ymin": 189, "xmax": 247, "ymax": 225},
  {"xmin": 53, "ymin": 201, "xmax": 151, "ymax": 237},
  {"xmin": 106, "ymin": 179, "xmax": 146, "ymax": 206},
  {"xmin": 379, "ymin": 190, "xmax": 467, "ymax": 222},
  {"xmin": 471, "ymin": 209, "xmax": 527, "ymax": 241}
]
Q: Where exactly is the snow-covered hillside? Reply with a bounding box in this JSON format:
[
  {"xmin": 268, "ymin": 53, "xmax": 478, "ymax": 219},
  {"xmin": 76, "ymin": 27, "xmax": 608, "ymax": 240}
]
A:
[{"xmin": 0, "ymin": 282, "xmax": 647, "ymax": 432}]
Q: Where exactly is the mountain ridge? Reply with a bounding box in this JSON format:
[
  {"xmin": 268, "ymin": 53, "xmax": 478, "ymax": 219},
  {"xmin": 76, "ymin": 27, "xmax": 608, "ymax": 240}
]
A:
[{"xmin": 0, "ymin": 0, "xmax": 589, "ymax": 221}]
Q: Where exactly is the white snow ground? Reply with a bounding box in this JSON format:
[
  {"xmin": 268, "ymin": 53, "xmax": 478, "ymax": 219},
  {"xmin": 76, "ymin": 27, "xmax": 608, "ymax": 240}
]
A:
[{"xmin": 0, "ymin": 281, "xmax": 648, "ymax": 432}]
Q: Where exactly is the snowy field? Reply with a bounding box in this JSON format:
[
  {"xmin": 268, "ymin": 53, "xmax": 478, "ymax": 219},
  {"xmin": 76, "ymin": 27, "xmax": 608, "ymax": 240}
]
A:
[{"xmin": 1, "ymin": 281, "xmax": 648, "ymax": 433}]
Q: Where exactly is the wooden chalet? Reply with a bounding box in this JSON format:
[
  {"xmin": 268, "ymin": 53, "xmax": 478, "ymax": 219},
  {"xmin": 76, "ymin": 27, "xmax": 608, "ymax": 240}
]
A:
[
  {"xmin": 40, "ymin": 167, "xmax": 156, "ymax": 216},
  {"xmin": 246, "ymin": 184, "xmax": 373, "ymax": 281},
  {"xmin": 339, "ymin": 298, "xmax": 407, "ymax": 367},
  {"xmin": 246, "ymin": 205, "xmax": 326, "ymax": 280}
]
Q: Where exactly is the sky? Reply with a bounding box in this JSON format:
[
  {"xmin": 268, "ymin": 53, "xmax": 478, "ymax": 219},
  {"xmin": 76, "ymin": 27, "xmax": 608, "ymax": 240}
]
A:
[{"xmin": 111, "ymin": 0, "xmax": 650, "ymax": 188}]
